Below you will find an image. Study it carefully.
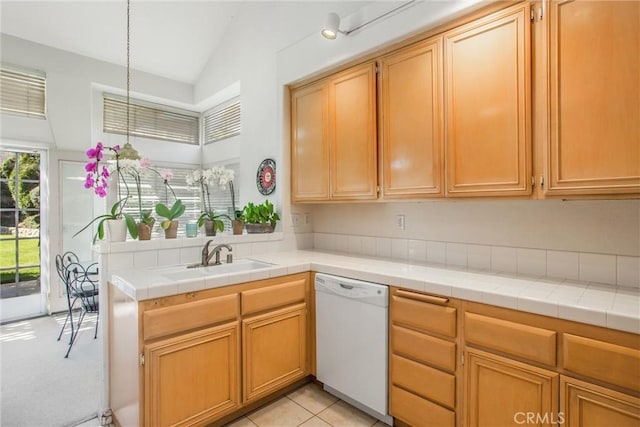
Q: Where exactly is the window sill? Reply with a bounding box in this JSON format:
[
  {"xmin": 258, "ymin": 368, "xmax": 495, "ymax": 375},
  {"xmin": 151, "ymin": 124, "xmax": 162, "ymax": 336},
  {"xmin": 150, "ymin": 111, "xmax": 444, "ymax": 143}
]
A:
[{"xmin": 94, "ymin": 231, "xmax": 284, "ymax": 254}]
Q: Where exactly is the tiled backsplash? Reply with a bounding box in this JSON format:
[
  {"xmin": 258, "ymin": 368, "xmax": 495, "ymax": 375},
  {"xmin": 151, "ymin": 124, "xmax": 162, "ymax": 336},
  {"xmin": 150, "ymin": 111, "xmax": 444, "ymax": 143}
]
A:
[{"xmin": 313, "ymin": 232, "xmax": 640, "ymax": 289}]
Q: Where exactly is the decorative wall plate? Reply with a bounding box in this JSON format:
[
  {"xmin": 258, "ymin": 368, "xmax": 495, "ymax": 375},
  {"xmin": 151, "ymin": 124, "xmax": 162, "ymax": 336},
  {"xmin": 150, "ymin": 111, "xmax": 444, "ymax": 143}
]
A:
[{"xmin": 256, "ymin": 158, "xmax": 276, "ymax": 195}]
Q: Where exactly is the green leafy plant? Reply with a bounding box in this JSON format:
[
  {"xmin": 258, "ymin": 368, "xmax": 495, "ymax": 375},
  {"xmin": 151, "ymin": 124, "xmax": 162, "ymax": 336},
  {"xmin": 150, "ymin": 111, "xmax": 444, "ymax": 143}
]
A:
[
  {"xmin": 139, "ymin": 209, "xmax": 155, "ymax": 226},
  {"xmin": 243, "ymin": 200, "xmax": 280, "ymax": 229},
  {"xmin": 155, "ymin": 199, "xmax": 186, "ymax": 230},
  {"xmin": 196, "ymin": 210, "xmax": 230, "ymax": 233},
  {"xmin": 74, "ymin": 198, "xmax": 138, "ymax": 243}
]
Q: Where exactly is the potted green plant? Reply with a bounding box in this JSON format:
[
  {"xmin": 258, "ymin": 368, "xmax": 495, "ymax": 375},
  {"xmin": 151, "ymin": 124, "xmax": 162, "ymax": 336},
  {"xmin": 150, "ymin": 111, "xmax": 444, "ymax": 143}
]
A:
[
  {"xmin": 155, "ymin": 199, "xmax": 185, "ymax": 239},
  {"xmin": 229, "ymin": 181, "xmax": 244, "ymax": 235},
  {"xmin": 242, "ymin": 200, "xmax": 280, "ymax": 234},
  {"xmin": 75, "ymin": 198, "xmax": 138, "ymax": 244},
  {"xmin": 196, "ymin": 210, "xmax": 230, "ymax": 236},
  {"xmin": 187, "ymin": 166, "xmax": 236, "ymax": 236},
  {"xmin": 137, "ymin": 209, "xmax": 155, "ymax": 240}
]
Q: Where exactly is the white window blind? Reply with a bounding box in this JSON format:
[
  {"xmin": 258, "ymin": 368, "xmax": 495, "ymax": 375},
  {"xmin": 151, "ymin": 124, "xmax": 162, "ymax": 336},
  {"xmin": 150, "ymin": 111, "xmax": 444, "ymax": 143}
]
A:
[
  {"xmin": 118, "ymin": 163, "xmax": 240, "ymax": 237},
  {"xmin": 204, "ymin": 99, "xmax": 241, "ymax": 144},
  {"xmin": 0, "ymin": 67, "xmax": 46, "ymax": 119},
  {"xmin": 104, "ymin": 94, "xmax": 199, "ymax": 145}
]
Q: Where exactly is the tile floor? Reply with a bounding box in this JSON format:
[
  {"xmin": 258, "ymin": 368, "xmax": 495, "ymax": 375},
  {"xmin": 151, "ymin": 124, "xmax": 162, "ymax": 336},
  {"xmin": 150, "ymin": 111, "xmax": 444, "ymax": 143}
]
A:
[{"xmin": 225, "ymin": 382, "xmax": 390, "ymax": 427}]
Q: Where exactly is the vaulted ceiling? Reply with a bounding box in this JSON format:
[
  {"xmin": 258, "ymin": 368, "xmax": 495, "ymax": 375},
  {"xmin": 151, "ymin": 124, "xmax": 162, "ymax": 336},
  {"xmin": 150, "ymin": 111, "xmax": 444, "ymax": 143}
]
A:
[{"xmin": 0, "ymin": 1, "xmax": 371, "ymax": 84}]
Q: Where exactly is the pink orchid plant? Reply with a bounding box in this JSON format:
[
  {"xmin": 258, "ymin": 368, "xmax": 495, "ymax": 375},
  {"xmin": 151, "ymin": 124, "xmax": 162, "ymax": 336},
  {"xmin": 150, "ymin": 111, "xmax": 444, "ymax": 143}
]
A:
[{"xmin": 74, "ymin": 142, "xmax": 138, "ymax": 242}]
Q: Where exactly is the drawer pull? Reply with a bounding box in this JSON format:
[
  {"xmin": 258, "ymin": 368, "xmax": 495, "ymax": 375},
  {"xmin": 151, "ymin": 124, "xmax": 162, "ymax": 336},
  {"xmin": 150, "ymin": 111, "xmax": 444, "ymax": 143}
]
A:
[{"xmin": 396, "ymin": 289, "xmax": 449, "ymax": 305}]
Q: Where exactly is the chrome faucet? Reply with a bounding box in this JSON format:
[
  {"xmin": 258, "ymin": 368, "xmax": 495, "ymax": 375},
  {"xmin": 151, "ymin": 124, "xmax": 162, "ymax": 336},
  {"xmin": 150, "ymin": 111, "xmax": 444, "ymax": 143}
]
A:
[{"xmin": 201, "ymin": 241, "xmax": 233, "ymax": 266}]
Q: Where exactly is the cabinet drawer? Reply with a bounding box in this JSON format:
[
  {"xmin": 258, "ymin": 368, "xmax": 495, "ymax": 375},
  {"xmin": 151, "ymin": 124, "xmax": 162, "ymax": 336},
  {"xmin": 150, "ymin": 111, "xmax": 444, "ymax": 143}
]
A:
[
  {"xmin": 242, "ymin": 279, "xmax": 306, "ymax": 316},
  {"xmin": 390, "ymin": 385, "xmax": 455, "ymax": 427},
  {"xmin": 465, "ymin": 312, "xmax": 556, "ymax": 365},
  {"xmin": 143, "ymin": 294, "xmax": 239, "ymax": 341},
  {"xmin": 392, "ymin": 354, "xmax": 455, "ymax": 409},
  {"xmin": 391, "ymin": 292, "xmax": 456, "ymax": 337},
  {"xmin": 391, "ymin": 325, "xmax": 456, "ymax": 372},
  {"xmin": 562, "ymin": 334, "xmax": 640, "ymax": 392}
]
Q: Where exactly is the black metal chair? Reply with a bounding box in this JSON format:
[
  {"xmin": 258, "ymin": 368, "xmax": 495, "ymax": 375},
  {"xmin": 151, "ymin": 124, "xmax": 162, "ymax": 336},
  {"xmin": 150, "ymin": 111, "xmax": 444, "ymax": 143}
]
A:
[
  {"xmin": 55, "ymin": 252, "xmax": 99, "ymax": 358},
  {"xmin": 55, "ymin": 251, "xmax": 80, "ymax": 343}
]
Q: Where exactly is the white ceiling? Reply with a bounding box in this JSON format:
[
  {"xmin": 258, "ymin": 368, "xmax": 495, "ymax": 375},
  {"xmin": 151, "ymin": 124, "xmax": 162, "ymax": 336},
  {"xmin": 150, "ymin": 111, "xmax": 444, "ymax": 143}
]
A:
[{"xmin": 0, "ymin": 1, "xmax": 371, "ymax": 84}]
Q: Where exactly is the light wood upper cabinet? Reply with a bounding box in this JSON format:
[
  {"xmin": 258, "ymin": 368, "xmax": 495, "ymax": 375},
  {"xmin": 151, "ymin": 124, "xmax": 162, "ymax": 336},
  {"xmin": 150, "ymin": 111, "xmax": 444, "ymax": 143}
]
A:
[
  {"xmin": 144, "ymin": 322, "xmax": 240, "ymax": 427},
  {"xmin": 545, "ymin": 0, "xmax": 640, "ymax": 196},
  {"xmin": 290, "ymin": 61, "xmax": 377, "ymax": 202},
  {"xmin": 380, "ymin": 37, "xmax": 444, "ymax": 198},
  {"xmin": 329, "ymin": 62, "xmax": 378, "ymax": 200},
  {"xmin": 291, "ymin": 81, "xmax": 330, "ymax": 202},
  {"xmin": 444, "ymin": 3, "xmax": 532, "ymax": 197}
]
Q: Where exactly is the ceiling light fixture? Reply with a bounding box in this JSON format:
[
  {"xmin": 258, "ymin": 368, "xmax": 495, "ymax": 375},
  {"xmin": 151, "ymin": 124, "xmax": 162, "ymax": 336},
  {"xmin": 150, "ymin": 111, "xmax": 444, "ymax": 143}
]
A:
[
  {"xmin": 119, "ymin": 0, "xmax": 140, "ymax": 161},
  {"xmin": 321, "ymin": 0, "xmax": 416, "ymax": 40}
]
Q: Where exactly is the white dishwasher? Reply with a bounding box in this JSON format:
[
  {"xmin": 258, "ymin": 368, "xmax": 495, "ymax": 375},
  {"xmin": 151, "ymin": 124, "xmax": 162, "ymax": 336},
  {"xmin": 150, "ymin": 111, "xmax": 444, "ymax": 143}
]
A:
[{"xmin": 315, "ymin": 273, "xmax": 392, "ymax": 425}]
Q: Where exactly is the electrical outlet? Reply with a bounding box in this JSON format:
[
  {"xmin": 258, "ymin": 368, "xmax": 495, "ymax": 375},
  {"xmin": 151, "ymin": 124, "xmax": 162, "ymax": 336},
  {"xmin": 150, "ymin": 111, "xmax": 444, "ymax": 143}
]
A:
[
  {"xmin": 396, "ymin": 214, "xmax": 405, "ymax": 230},
  {"xmin": 291, "ymin": 214, "xmax": 301, "ymax": 227},
  {"xmin": 303, "ymin": 213, "xmax": 311, "ymax": 225}
]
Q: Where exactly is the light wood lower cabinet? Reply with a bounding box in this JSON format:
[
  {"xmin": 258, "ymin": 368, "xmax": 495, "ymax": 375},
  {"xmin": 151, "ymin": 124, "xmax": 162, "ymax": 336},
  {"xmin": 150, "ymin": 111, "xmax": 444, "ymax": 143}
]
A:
[
  {"xmin": 109, "ymin": 273, "xmax": 311, "ymax": 427},
  {"xmin": 389, "ymin": 288, "xmax": 459, "ymax": 426},
  {"xmin": 560, "ymin": 376, "xmax": 640, "ymax": 427},
  {"xmin": 144, "ymin": 322, "xmax": 240, "ymax": 427},
  {"xmin": 242, "ymin": 303, "xmax": 307, "ymax": 402},
  {"xmin": 465, "ymin": 348, "xmax": 558, "ymax": 427}
]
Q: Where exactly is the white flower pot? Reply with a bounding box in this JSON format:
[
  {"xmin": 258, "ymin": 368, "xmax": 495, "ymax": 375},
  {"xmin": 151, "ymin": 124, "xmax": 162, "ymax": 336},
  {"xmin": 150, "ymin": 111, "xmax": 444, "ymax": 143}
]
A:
[{"xmin": 106, "ymin": 218, "xmax": 127, "ymax": 242}]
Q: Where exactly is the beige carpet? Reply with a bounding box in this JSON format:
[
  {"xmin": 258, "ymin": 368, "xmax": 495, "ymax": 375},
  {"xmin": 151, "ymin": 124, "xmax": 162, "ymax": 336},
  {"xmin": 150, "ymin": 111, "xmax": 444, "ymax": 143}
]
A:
[{"xmin": 0, "ymin": 312, "xmax": 99, "ymax": 427}]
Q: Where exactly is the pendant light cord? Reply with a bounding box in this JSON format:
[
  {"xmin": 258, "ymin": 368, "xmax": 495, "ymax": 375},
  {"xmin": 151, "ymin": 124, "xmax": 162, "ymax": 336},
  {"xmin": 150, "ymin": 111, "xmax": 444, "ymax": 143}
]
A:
[{"xmin": 126, "ymin": 0, "xmax": 131, "ymax": 146}]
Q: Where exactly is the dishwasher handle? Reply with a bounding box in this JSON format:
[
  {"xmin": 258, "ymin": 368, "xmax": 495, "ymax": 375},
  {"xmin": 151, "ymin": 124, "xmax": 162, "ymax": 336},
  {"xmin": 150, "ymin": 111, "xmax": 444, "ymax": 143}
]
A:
[{"xmin": 339, "ymin": 283, "xmax": 354, "ymax": 290}]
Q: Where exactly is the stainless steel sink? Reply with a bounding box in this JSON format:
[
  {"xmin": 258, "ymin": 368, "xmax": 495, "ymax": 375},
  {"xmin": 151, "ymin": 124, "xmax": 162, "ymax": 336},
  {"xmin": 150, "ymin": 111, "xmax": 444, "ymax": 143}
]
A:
[{"xmin": 159, "ymin": 259, "xmax": 274, "ymax": 281}]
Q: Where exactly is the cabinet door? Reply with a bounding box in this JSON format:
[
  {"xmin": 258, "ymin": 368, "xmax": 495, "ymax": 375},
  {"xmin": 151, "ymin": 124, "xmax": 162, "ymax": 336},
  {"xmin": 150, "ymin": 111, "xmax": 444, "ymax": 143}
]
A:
[
  {"xmin": 465, "ymin": 348, "xmax": 558, "ymax": 427},
  {"xmin": 242, "ymin": 303, "xmax": 307, "ymax": 402},
  {"xmin": 381, "ymin": 37, "xmax": 444, "ymax": 198},
  {"xmin": 291, "ymin": 81, "xmax": 330, "ymax": 201},
  {"xmin": 329, "ymin": 62, "xmax": 378, "ymax": 200},
  {"xmin": 561, "ymin": 376, "xmax": 640, "ymax": 427},
  {"xmin": 444, "ymin": 3, "xmax": 532, "ymax": 197},
  {"xmin": 144, "ymin": 322, "xmax": 240, "ymax": 427},
  {"xmin": 546, "ymin": 0, "xmax": 640, "ymax": 196}
]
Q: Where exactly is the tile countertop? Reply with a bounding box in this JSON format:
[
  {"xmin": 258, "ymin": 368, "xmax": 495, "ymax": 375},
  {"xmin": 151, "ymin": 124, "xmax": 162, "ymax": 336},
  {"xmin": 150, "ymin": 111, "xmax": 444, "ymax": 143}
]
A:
[{"xmin": 110, "ymin": 250, "xmax": 640, "ymax": 335}]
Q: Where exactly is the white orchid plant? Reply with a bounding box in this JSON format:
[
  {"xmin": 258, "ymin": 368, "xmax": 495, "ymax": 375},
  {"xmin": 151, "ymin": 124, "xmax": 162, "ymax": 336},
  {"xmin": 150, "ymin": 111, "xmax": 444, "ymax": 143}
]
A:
[
  {"xmin": 109, "ymin": 157, "xmax": 176, "ymax": 226},
  {"xmin": 186, "ymin": 166, "xmax": 235, "ymax": 232}
]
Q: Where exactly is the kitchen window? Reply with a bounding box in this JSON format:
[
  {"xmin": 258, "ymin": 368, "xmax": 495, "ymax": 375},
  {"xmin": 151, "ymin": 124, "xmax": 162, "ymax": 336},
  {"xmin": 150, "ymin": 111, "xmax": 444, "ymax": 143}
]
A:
[
  {"xmin": 103, "ymin": 93, "xmax": 200, "ymax": 145},
  {"xmin": 0, "ymin": 66, "xmax": 46, "ymax": 119},
  {"xmin": 118, "ymin": 163, "xmax": 240, "ymax": 236},
  {"xmin": 203, "ymin": 98, "xmax": 241, "ymax": 144}
]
